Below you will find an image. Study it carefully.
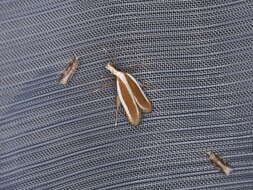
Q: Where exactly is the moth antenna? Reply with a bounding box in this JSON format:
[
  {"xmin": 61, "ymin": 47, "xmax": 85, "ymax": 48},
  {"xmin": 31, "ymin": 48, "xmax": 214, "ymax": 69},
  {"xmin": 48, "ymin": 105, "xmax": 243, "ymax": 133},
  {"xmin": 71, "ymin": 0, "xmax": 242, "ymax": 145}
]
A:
[
  {"xmin": 93, "ymin": 81, "xmax": 115, "ymax": 93},
  {"xmin": 102, "ymin": 47, "xmax": 117, "ymax": 65},
  {"xmin": 115, "ymin": 96, "xmax": 121, "ymax": 126}
]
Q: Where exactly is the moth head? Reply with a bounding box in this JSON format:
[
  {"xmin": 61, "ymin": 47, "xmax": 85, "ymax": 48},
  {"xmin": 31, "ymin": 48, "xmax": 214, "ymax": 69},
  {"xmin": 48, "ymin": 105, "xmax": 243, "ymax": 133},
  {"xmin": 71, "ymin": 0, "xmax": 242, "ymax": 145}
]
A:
[{"xmin": 105, "ymin": 63, "xmax": 117, "ymax": 74}]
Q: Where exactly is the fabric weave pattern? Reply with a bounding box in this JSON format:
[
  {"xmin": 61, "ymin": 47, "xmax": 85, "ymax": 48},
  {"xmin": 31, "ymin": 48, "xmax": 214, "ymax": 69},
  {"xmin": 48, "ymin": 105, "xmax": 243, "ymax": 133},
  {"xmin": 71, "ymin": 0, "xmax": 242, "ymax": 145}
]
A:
[{"xmin": 1, "ymin": 0, "xmax": 253, "ymax": 189}]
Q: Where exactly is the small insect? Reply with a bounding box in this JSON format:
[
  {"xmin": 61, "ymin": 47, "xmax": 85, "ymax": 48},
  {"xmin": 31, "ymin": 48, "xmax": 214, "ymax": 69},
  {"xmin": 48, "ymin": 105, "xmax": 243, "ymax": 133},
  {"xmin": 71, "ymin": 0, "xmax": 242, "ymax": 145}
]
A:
[
  {"xmin": 105, "ymin": 62, "xmax": 152, "ymax": 126},
  {"xmin": 58, "ymin": 56, "xmax": 80, "ymax": 85},
  {"xmin": 206, "ymin": 151, "xmax": 232, "ymax": 175}
]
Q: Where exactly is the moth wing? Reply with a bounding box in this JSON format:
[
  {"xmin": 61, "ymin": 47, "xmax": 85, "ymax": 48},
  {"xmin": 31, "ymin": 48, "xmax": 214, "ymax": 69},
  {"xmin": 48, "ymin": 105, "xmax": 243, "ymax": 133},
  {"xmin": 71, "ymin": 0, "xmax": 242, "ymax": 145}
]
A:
[
  {"xmin": 117, "ymin": 77, "xmax": 141, "ymax": 126},
  {"xmin": 125, "ymin": 73, "xmax": 152, "ymax": 112}
]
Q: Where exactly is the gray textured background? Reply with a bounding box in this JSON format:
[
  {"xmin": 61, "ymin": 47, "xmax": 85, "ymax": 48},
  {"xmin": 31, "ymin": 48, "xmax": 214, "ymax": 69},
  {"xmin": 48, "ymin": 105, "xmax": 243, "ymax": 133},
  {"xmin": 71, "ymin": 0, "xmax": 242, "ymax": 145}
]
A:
[{"xmin": 1, "ymin": 0, "xmax": 253, "ymax": 189}]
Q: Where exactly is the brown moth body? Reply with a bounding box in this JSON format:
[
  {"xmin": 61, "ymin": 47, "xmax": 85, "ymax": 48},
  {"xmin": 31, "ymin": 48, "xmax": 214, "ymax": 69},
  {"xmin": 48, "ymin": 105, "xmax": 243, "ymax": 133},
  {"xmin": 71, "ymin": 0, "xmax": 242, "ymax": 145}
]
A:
[
  {"xmin": 59, "ymin": 56, "xmax": 80, "ymax": 85},
  {"xmin": 206, "ymin": 151, "xmax": 232, "ymax": 175}
]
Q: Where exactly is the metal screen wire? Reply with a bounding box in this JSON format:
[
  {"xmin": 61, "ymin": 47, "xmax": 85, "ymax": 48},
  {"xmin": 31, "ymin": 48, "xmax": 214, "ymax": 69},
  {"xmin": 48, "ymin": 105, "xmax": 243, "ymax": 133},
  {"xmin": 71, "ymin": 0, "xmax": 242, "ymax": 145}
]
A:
[{"xmin": 1, "ymin": 0, "xmax": 253, "ymax": 189}]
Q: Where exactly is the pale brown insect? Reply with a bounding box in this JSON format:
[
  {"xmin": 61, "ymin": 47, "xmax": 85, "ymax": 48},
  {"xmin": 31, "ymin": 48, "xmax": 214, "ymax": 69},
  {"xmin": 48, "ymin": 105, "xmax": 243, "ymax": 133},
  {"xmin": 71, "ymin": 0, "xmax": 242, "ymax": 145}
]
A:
[
  {"xmin": 58, "ymin": 56, "xmax": 80, "ymax": 85},
  {"xmin": 206, "ymin": 151, "xmax": 232, "ymax": 175}
]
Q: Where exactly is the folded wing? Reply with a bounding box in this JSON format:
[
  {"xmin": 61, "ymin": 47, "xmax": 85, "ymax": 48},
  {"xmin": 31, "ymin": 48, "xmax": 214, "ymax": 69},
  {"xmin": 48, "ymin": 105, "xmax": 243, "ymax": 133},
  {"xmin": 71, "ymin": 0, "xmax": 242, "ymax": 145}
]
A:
[
  {"xmin": 125, "ymin": 73, "xmax": 152, "ymax": 112},
  {"xmin": 117, "ymin": 77, "xmax": 141, "ymax": 126}
]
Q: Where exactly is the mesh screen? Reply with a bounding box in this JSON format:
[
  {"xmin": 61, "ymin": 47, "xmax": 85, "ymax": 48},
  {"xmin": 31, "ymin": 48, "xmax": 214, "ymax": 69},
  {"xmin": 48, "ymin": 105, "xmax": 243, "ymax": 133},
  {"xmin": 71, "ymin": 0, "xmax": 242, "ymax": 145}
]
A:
[{"xmin": 1, "ymin": 0, "xmax": 253, "ymax": 189}]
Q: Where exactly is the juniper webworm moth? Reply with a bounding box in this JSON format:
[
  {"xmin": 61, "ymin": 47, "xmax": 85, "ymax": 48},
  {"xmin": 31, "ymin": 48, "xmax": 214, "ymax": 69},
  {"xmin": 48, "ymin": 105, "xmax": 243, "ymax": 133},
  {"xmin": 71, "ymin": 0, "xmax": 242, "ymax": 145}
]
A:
[
  {"xmin": 97, "ymin": 48, "xmax": 152, "ymax": 126},
  {"xmin": 105, "ymin": 63, "xmax": 152, "ymax": 126}
]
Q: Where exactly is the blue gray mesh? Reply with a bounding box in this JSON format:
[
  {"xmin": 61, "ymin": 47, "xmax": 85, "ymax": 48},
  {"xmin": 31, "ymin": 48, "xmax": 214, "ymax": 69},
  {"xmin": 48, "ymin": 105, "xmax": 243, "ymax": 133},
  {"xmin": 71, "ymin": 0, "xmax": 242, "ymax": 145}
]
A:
[{"xmin": 1, "ymin": 0, "xmax": 253, "ymax": 189}]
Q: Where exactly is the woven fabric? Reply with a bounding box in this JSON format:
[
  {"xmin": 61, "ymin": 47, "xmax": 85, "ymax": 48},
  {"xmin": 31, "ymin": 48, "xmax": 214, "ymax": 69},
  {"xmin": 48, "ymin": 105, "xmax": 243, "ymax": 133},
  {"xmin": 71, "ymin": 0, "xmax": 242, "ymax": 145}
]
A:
[{"xmin": 1, "ymin": 0, "xmax": 253, "ymax": 189}]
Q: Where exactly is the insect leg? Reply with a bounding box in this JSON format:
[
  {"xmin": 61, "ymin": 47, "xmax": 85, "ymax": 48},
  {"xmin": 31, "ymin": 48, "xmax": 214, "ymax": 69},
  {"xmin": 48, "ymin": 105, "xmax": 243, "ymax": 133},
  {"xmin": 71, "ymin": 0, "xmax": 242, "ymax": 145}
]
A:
[
  {"xmin": 101, "ymin": 73, "xmax": 114, "ymax": 79},
  {"xmin": 138, "ymin": 80, "xmax": 153, "ymax": 88},
  {"xmin": 93, "ymin": 80, "xmax": 115, "ymax": 92},
  {"xmin": 125, "ymin": 63, "xmax": 148, "ymax": 73}
]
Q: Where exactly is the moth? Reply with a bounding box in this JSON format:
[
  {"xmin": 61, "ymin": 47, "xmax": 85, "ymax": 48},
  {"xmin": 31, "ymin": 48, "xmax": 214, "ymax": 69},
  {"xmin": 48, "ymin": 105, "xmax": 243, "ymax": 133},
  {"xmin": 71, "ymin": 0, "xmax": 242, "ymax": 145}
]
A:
[
  {"xmin": 206, "ymin": 151, "xmax": 232, "ymax": 175},
  {"xmin": 59, "ymin": 56, "xmax": 80, "ymax": 85},
  {"xmin": 105, "ymin": 63, "xmax": 152, "ymax": 126}
]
